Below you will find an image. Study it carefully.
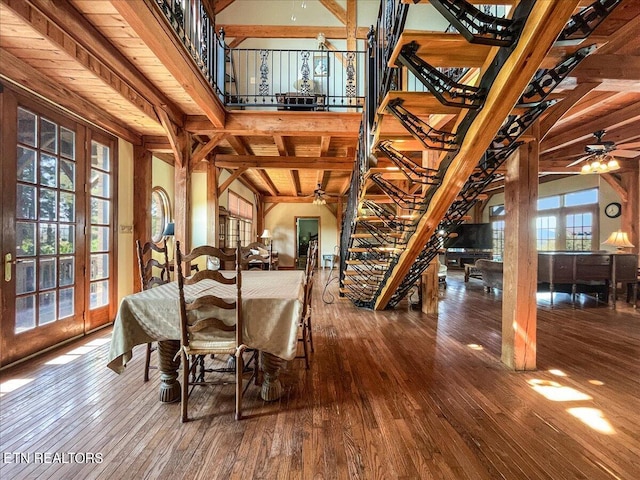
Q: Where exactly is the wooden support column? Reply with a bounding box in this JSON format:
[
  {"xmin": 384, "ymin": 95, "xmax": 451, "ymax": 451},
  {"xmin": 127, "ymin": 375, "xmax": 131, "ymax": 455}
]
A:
[
  {"xmin": 421, "ymin": 262, "xmax": 439, "ymax": 315},
  {"xmin": 620, "ymin": 164, "xmax": 639, "ymax": 255},
  {"xmin": 208, "ymin": 162, "xmax": 219, "ymax": 247},
  {"xmin": 132, "ymin": 146, "xmax": 152, "ymax": 292},
  {"xmin": 501, "ymin": 136, "xmax": 539, "ymax": 371},
  {"xmin": 174, "ymin": 133, "xmax": 191, "ymax": 257},
  {"xmin": 420, "ymin": 149, "xmax": 440, "ymax": 313},
  {"xmin": 256, "ymin": 194, "xmax": 264, "ymax": 243}
]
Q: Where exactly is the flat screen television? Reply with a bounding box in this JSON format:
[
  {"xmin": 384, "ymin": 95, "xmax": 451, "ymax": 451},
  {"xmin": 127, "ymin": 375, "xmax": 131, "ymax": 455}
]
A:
[{"xmin": 443, "ymin": 223, "xmax": 493, "ymax": 250}]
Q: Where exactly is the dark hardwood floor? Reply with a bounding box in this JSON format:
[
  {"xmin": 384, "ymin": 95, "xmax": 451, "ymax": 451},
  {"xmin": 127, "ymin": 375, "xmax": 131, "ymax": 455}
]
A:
[{"xmin": 1, "ymin": 270, "xmax": 638, "ymax": 479}]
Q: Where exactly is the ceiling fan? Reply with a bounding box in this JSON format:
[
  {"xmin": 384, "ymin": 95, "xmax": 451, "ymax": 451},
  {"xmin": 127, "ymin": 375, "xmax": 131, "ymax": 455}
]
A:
[
  {"xmin": 568, "ymin": 130, "xmax": 639, "ymax": 174},
  {"xmin": 307, "ymin": 184, "xmax": 337, "ymax": 205}
]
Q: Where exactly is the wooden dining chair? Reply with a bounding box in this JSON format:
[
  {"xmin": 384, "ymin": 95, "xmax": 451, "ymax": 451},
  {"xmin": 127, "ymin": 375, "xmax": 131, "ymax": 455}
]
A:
[
  {"xmin": 296, "ymin": 274, "xmax": 314, "ymax": 369},
  {"xmin": 175, "ymin": 241, "xmax": 247, "ymax": 422},
  {"xmin": 135, "ymin": 238, "xmax": 170, "ymax": 382},
  {"xmin": 297, "ymin": 240, "xmax": 318, "ymax": 368}
]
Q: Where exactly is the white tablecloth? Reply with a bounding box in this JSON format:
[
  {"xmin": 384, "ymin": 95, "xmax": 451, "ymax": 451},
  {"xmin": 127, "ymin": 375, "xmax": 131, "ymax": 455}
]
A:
[{"xmin": 107, "ymin": 270, "xmax": 305, "ymax": 373}]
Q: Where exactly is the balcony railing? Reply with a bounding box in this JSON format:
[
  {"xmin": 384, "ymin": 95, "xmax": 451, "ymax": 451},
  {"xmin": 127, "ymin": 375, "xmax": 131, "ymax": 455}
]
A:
[
  {"xmin": 218, "ymin": 43, "xmax": 366, "ymax": 111},
  {"xmin": 156, "ymin": 0, "xmax": 217, "ymax": 85}
]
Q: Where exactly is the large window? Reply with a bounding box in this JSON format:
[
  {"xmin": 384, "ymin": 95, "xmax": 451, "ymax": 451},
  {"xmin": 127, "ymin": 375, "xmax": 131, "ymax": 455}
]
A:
[
  {"xmin": 489, "ymin": 188, "xmax": 599, "ymax": 257},
  {"xmin": 151, "ymin": 187, "xmax": 171, "ymax": 243},
  {"xmin": 227, "ymin": 191, "xmax": 253, "ymax": 246}
]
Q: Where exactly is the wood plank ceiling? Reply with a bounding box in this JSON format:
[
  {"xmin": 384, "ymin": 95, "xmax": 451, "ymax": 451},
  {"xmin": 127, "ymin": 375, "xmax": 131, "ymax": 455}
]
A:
[{"xmin": 0, "ymin": 0, "xmax": 639, "ymax": 203}]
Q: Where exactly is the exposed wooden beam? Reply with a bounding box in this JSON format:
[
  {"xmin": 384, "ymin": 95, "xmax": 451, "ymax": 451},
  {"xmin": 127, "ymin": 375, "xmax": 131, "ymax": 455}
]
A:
[
  {"xmin": 186, "ymin": 112, "xmax": 361, "ymax": 136},
  {"xmin": 219, "ymin": 167, "xmax": 248, "ymax": 195},
  {"xmin": 339, "ymin": 175, "xmax": 352, "ymax": 195},
  {"xmin": 213, "ymin": 0, "xmax": 235, "ymax": 14},
  {"xmin": 225, "ymin": 134, "xmax": 250, "ymax": 155},
  {"xmin": 541, "ymin": 123, "xmax": 640, "ymax": 160},
  {"xmin": 214, "ymin": 155, "xmax": 353, "ymax": 171},
  {"xmin": 143, "ymin": 136, "xmax": 172, "ymax": 152},
  {"xmin": 0, "ymin": 50, "xmax": 140, "ymax": 145},
  {"xmin": 155, "ymin": 106, "xmax": 184, "ymax": 167},
  {"xmin": 346, "ymin": 0, "xmax": 356, "ymax": 52},
  {"xmin": 264, "ymin": 204, "xmax": 278, "ymax": 217},
  {"xmin": 273, "ymin": 135, "xmax": 290, "ymax": 156},
  {"xmin": 191, "ymin": 133, "xmax": 225, "ymax": 166},
  {"xmin": 375, "ymin": 0, "xmax": 581, "ymax": 309},
  {"xmin": 11, "ymin": 0, "xmax": 183, "ymax": 126},
  {"xmin": 596, "ymin": 13, "xmax": 640, "ymax": 55},
  {"xmin": 320, "ymin": 136, "xmax": 331, "ymax": 155},
  {"xmin": 288, "ymin": 170, "xmax": 299, "ymax": 196},
  {"xmin": 601, "ymin": 173, "xmax": 628, "ymax": 203},
  {"xmin": 236, "ymin": 175, "xmax": 261, "ymax": 196},
  {"xmin": 319, "ymin": 0, "xmax": 346, "ymax": 25},
  {"xmin": 113, "ymin": 0, "xmax": 225, "ymax": 128},
  {"xmin": 227, "ymin": 37, "xmax": 246, "ymax": 48},
  {"xmin": 258, "ymin": 170, "xmax": 278, "ymax": 197},
  {"xmin": 263, "ymin": 196, "xmax": 341, "ymax": 203},
  {"xmin": 574, "ymin": 55, "xmax": 640, "ymax": 81},
  {"xmin": 217, "ymin": 25, "xmax": 368, "ymax": 40},
  {"xmin": 542, "ymin": 101, "xmax": 640, "ymax": 153},
  {"xmin": 540, "ymin": 82, "xmax": 600, "ymax": 140}
]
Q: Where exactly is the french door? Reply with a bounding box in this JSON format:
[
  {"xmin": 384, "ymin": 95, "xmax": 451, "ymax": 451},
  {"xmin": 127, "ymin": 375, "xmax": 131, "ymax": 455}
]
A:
[{"xmin": 1, "ymin": 89, "xmax": 117, "ymax": 367}]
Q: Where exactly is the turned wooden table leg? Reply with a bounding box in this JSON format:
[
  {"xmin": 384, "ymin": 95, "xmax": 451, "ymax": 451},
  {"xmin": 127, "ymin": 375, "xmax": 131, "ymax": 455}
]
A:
[
  {"xmin": 260, "ymin": 351, "xmax": 286, "ymax": 401},
  {"xmin": 157, "ymin": 340, "xmax": 181, "ymax": 403}
]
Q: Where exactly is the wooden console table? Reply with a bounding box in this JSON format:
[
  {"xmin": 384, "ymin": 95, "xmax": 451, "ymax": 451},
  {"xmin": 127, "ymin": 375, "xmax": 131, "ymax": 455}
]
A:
[
  {"xmin": 276, "ymin": 93, "xmax": 326, "ymax": 111},
  {"xmin": 538, "ymin": 252, "xmax": 638, "ymax": 308}
]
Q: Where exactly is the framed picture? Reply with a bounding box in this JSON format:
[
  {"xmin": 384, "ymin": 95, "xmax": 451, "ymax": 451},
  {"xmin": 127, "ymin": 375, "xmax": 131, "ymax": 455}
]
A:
[{"xmin": 313, "ymin": 54, "xmax": 328, "ymax": 77}]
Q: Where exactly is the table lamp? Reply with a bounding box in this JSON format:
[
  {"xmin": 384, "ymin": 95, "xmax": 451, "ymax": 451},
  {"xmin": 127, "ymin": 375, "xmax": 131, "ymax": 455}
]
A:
[
  {"xmin": 602, "ymin": 230, "xmax": 634, "ymax": 252},
  {"xmin": 261, "ymin": 229, "xmax": 272, "ymax": 246}
]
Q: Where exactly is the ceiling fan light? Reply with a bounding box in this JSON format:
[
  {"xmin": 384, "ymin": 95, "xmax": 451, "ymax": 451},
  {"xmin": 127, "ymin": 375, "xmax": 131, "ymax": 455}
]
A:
[
  {"xmin": 607, "ymin": 158, "xmax": 619, "ymax": 170},
  {"xmin": 590, "ymin": 160, "xmax": 601, "ymax": 170},
  {"xmin": 581, "ymin": 164, "xmax": 592, "ymax": 174}
]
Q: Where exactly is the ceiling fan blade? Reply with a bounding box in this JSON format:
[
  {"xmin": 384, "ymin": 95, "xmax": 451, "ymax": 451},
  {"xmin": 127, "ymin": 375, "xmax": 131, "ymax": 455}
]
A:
[
  {"xmin": 611, "ymin": 149, "xmax": 640, "ymax": 158},
  {"xmin": 567, "ymin": 154, "xmax": 590, "ymax": 167},
  {"xmin": 616, "ymin": 141, "xmax": 640, "ymax": 150}
]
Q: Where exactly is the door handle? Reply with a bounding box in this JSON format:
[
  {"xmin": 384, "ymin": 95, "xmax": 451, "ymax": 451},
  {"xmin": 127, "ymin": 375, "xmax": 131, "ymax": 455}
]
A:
[{"xmin": 4, "ymin": 253, "xmax": 13, "ymax": 282}]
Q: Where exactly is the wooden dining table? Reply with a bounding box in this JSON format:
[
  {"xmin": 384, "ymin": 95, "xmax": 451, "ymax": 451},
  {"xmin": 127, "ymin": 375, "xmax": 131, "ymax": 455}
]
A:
[{"xmin": 107, "ymin": 270, "xmax": 305, "ymax": 403}]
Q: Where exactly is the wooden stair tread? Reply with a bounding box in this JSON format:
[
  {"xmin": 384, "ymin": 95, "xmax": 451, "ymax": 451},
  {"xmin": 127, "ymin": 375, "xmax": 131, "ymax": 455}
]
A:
[
  {"xmin": 378, "ymin": 91, "xmax": 464, "ymax": 116},
  {"xmin": 388, "ymin": 32, "xmax": 492, "ymax": 68}
]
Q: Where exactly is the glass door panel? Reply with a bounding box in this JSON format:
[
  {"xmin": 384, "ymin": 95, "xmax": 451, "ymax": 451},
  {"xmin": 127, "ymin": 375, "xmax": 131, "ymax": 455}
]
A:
[{"xmin": 2, "ymin": 99, "xmax": 86, "ymax": 366}]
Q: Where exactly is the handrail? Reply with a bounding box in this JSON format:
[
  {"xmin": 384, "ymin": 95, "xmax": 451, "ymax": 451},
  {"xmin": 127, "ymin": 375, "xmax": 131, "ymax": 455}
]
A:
[{"xmin": 216, "ymin": 41, "xmax": 366, "ymax": 110}]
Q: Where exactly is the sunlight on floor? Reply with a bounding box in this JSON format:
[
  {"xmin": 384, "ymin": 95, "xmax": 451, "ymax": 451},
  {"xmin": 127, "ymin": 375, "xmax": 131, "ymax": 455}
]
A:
[
  {"xmin": 527, "ymin": 379, "xmax": 592, "ymax": 402},
  {"xmin": 0, "ymin": 378, "xmax": 34, "ymax": 397},
  {"xmin": 548, "ymin": 369, "xmax": 567, "ymax": 377},
  {"xmin": 567, "ymin": 407, "xmax": 615, "ymax": 434},
  {"xmin": 588, "ymin": 379, "xmax": 605, "ymax": 386},
  {"xmin": 467, "ymin": 343, "xmax": 483, "ymax": 350},
  {"xmin": 45, "ymin": 337, "xmax": 111, "ymax": 365}
]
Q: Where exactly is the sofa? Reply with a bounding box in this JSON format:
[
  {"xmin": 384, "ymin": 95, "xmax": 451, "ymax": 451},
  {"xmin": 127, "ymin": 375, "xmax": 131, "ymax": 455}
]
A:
[{"xmin": 474, "ymin": 259, "xmax": 503, "ymax": 291}]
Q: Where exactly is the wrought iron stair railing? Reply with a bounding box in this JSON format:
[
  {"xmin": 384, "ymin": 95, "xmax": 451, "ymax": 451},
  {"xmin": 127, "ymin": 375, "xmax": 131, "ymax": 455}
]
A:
[{"xmin": 339, "ymin": 0, "xmax": 616, "ymax": 309}]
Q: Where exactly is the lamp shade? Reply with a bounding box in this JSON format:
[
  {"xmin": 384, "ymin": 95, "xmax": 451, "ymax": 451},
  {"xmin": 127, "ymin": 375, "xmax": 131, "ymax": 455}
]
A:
[
  {"xmin": 261, "ymin": 229, "xmax": 271, "ymax": 239},
  {"xmin": 162, "ymin": 222, "xmax": 175, "ymax": 236},
  {"xmin": 602, "ymin": 230, "xmax": 634, "ymax": 251}
]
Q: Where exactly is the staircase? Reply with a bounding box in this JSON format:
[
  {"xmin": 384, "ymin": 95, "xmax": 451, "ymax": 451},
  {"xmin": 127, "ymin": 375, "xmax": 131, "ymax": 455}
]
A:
[{"xmin": 340, "ymin": 0, "xmax": 621, "ymax": 310}]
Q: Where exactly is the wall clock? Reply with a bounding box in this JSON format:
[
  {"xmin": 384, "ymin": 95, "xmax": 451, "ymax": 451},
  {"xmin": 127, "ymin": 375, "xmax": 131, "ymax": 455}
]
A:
[{"xmin": 604, "ymin": 202, "xmax": 621, "ymax": 218}]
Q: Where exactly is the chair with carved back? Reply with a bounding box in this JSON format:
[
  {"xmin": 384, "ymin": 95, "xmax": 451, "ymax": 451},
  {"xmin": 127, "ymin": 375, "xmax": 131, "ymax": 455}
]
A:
[
  {"xmin": 135, "ymin": 238, "xmax": 170, "ymax": 382},
  {"xmin": 297, "ymin": 240, "xmax": 318, "ymax": 367},
  {"xmin": 175, "ymin": 240, "xmax": 247, "ymax": 421}
]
